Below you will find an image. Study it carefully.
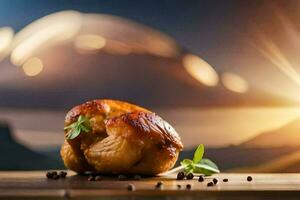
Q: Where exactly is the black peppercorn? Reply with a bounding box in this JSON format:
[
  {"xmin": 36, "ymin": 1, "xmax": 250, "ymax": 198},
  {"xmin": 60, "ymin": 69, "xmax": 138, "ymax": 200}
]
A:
[
  {"xmin": 46, "ymin": 171, "xmax": 60, "ymax": 180},
  {"xmin": 155, "ymin": 181, "xmax": 164, "ymax": 189},
  {"xmin": 177, "ymin": 184, "xmax": 181, "ymax": 189},
  {"xmin": 51, "ymin": 171, "xmax": 58, "ymax": 176},
  {"xmin": 177, "ymin": 172, "xmax": 185, "ymax": 180},
  {"xmin": 46, "ymin": 172, "xmax": 53, "ymax": 179},
  {"xmin": 198, "ymin": 176, "xmax": 204, "ymax": 182},
  {"xmin": 186, "ymin": 184, "xmax": 192, "ymax": 190},
  {"xmin": 127, "ymin": 184, "xmax": 135, "ymax": 191},
  {"xmin": 156, "ymin": 181, "xmax": 163, "ymax": 186},
  {"xmin": 213, "ymin": 178, "xmax": 218, "ymax": 184},
  {"xmin": 186, "ymin": 173, "xmax": 194, "ymax": 180},
  {"xmin": 223, "ymin": 178, "xmax": 228, "ymax": 182},
  {"xmin": 59, "ymin": 171, "xmax": 67, "ymax": 178},
  {"xmin": 207, "ymin": 182, "xmax": 214, "ymax": 187},
  {"xmin": 247, "ymin": 176, "xmax": 253, "ymax": 182}
]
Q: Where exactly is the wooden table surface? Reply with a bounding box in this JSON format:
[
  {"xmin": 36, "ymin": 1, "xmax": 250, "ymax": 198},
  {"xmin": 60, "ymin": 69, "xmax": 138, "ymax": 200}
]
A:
[{"xmin": 1, "ymin": 171, "xmax": 300, "ymax": 199}]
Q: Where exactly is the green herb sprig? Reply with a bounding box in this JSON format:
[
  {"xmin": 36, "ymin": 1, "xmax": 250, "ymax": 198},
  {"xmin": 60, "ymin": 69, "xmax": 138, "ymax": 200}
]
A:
[
  {"xmin": 180, "ymin": 144, "xmax": 220, "ymax": 176},
  {"xmin": 64, "ymin": 115, "xmax": 91, "ymax": 139}
]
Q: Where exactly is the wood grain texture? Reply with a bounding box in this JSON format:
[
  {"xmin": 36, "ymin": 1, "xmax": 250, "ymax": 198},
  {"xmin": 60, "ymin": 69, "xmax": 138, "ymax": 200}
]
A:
[{"xmin": 1, "ymin": 171, "xmax": 300, "ymax": 199}]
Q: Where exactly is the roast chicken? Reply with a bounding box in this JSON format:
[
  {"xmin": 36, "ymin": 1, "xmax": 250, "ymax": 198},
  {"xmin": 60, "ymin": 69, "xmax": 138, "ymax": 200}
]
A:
[{"xmin": 60, "ymin": 99, "xmax": 183, "ymax": 175}]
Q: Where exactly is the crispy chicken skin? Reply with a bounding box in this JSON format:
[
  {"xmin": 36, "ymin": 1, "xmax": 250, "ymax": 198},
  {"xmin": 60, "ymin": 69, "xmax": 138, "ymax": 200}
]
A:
[{"xmin": 60, "ymin": 99, "xmax": 183, "ymax": 175}]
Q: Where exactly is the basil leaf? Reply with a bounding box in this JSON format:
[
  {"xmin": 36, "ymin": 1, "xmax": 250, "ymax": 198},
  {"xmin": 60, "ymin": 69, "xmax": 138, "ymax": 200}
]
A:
[
  {"xmin": 178, "ymin": 144, "xmax": 219, "ymax": 175},
  {"xmin": 200, "ymin": 158, "xmax": 219, "ymax": 170},
  {"xmin": 180, "ymin": 159, "xmax": 193, "ymax": 167},
  {"xmin": 77, "ymin": 115, "xmax": 87, "ymax": 123},
  {"xmin": 193, "ymin": 158, "xmax": 220, "ymax": 175},
  {"xmin": 63, "ymin": 123, "xmax": 76, "ymax": 130},
  {"xmin": 79, "ymin": 124, "xmax": 91, "ymax": 132},
  {"xmin": 184, "ymin": 164, "xmax": 194, "ymax": 173},
  {"xmin": 64, "ymin": 115, "xmax": 91, "ymax": 140},
  {"xmin": 66, "ymin": 127, "xmax": 81, "ymax": 139},
  {"xmin": 193, "ymin": 144, "xmax": 204, "ymax": 164},
  {"xmin": 180, "ymin": 159, "xmax": 194, "ymax": 173}
]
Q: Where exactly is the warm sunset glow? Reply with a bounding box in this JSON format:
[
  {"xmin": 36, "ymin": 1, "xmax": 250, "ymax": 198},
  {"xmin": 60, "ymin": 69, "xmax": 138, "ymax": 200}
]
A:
[
  {"xmin": 245, "ymin": 6, "xmax": 300, "ymax": 103},
  {"xmin": 173, "ymin": 107, "xmax": 300, "ymax": 148},
  {"xmin": 22, "ymin": 57, "xmax": 43, "ymax": 76},
  {"xmin": 182, "ymin": 54, "xmax": 219, "ymax": 86},
  {"xmin": 222, "ymin": 73, "xmax": 249, "ymax": 93},
  {"xmin": 11, "ymin": 11, "xmax": 82, "ymax": 66},
  {"xmin": 255, "ymin": 36, "xmax": 300, "ymax": 87},
  {"xmin": 74, "ymin": 34, "xmax": 106, "ymax": 52},
  {"xmin": 0, "ymin": 27, "xmax": 14, "ymax": 56}
]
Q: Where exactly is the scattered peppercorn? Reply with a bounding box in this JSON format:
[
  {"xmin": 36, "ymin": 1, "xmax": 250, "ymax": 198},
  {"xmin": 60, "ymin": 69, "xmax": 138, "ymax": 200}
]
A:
[
  {"xmin": 133, "ymin": 175, "xmax": 141, "ymax": 180},
  {"xmin": 127, "ymin": 184, "xmax": 135, "ymax": 191},
  {"xmin": 88, "ymin": 176, "xmax": 95, "ymax": 181},
  {"xmin": 155, "ymin": 181, "xmax": 164, "ymax": 190},
  {"xmin": 59, "ymin": 171, "xmax": 67, "ymax": 178},
  {"xmin": 247, "ymin": 176, "xmax": 253, "ymax": 182},
  {"xmin": 46, "ymin": 171, "xmax": 61, "ymax": 180},
  {"xmin": 213, "ymin": 178, "xmax": 218, "ymax": 185},
  {"xmin": 186, "ymin": 173, "xmax": 194, "ymax": 180},
  {"xmin": 198, "ymin": 176, "xmax": 204, "ymax": 182},
  {"xmin": 177, "ymin": 172, "xmax": 185, "ymax": 180},
  {"xmin": 207, "ymin": 182, "xmax": 214, "ymax": 187},
  {"xmin": 46, "ymin": 171, "xmax": 53, "ymax": 179},
  {"xmin": 118, "ymin": 175, "xmax": 127, "ymax": 181},
  {"xmin": 95, "ymin": 176, "xmax": 102, "ymax": 181},
  {"xmin": 177, "ymin": 184, "xmax": 181, "ymax": 189},
  {"xmin": 156, "ymin": 181, "xmax": 163, "ymax": 186},
  {"xmin": 186, "ymin": 184, "xmax": 192, "ymax": 190},
  {"xmin": 223, "ymin": 178, "xmax": 229, "ymax": 182}
]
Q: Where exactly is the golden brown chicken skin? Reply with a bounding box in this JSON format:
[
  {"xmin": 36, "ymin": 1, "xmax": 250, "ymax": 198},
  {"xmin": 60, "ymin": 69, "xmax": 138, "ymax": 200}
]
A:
[{"xmin": 60, "ymin": 99, "xmax": 183, "ymax": 175}]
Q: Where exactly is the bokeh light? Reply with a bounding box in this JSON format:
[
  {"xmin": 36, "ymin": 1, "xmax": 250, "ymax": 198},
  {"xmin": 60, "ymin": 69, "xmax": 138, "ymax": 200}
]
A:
[
  {"xmin": 182, "ymin": 54, "xmax": 219, "ymax": 87},
  {"xmin": 22, "ymin": 57, "xmax": 44, "ymax": 77},
  {"xmin": 0, "ymin": 27, "xmax": 14, "ymax": 57},
  {"xmin": 221, "ymin": 73, "xmax": 249, "ymax": 93},
  {"xmin": 11, "ymin": 11, "xmax": 82, "ymax": 66}
]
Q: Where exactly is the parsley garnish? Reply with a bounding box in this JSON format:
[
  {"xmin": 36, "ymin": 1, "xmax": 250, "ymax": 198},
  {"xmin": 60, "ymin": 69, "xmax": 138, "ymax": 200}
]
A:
[{"xmin": 64, "ymin": 115, "xmax": 91, "ymax": 139}]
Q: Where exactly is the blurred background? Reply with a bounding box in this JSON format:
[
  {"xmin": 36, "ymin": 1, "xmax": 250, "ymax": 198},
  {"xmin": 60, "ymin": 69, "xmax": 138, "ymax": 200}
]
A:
[{"xmin": 1, "ymin": 0, "xmax": 300, "ymax": 172}]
